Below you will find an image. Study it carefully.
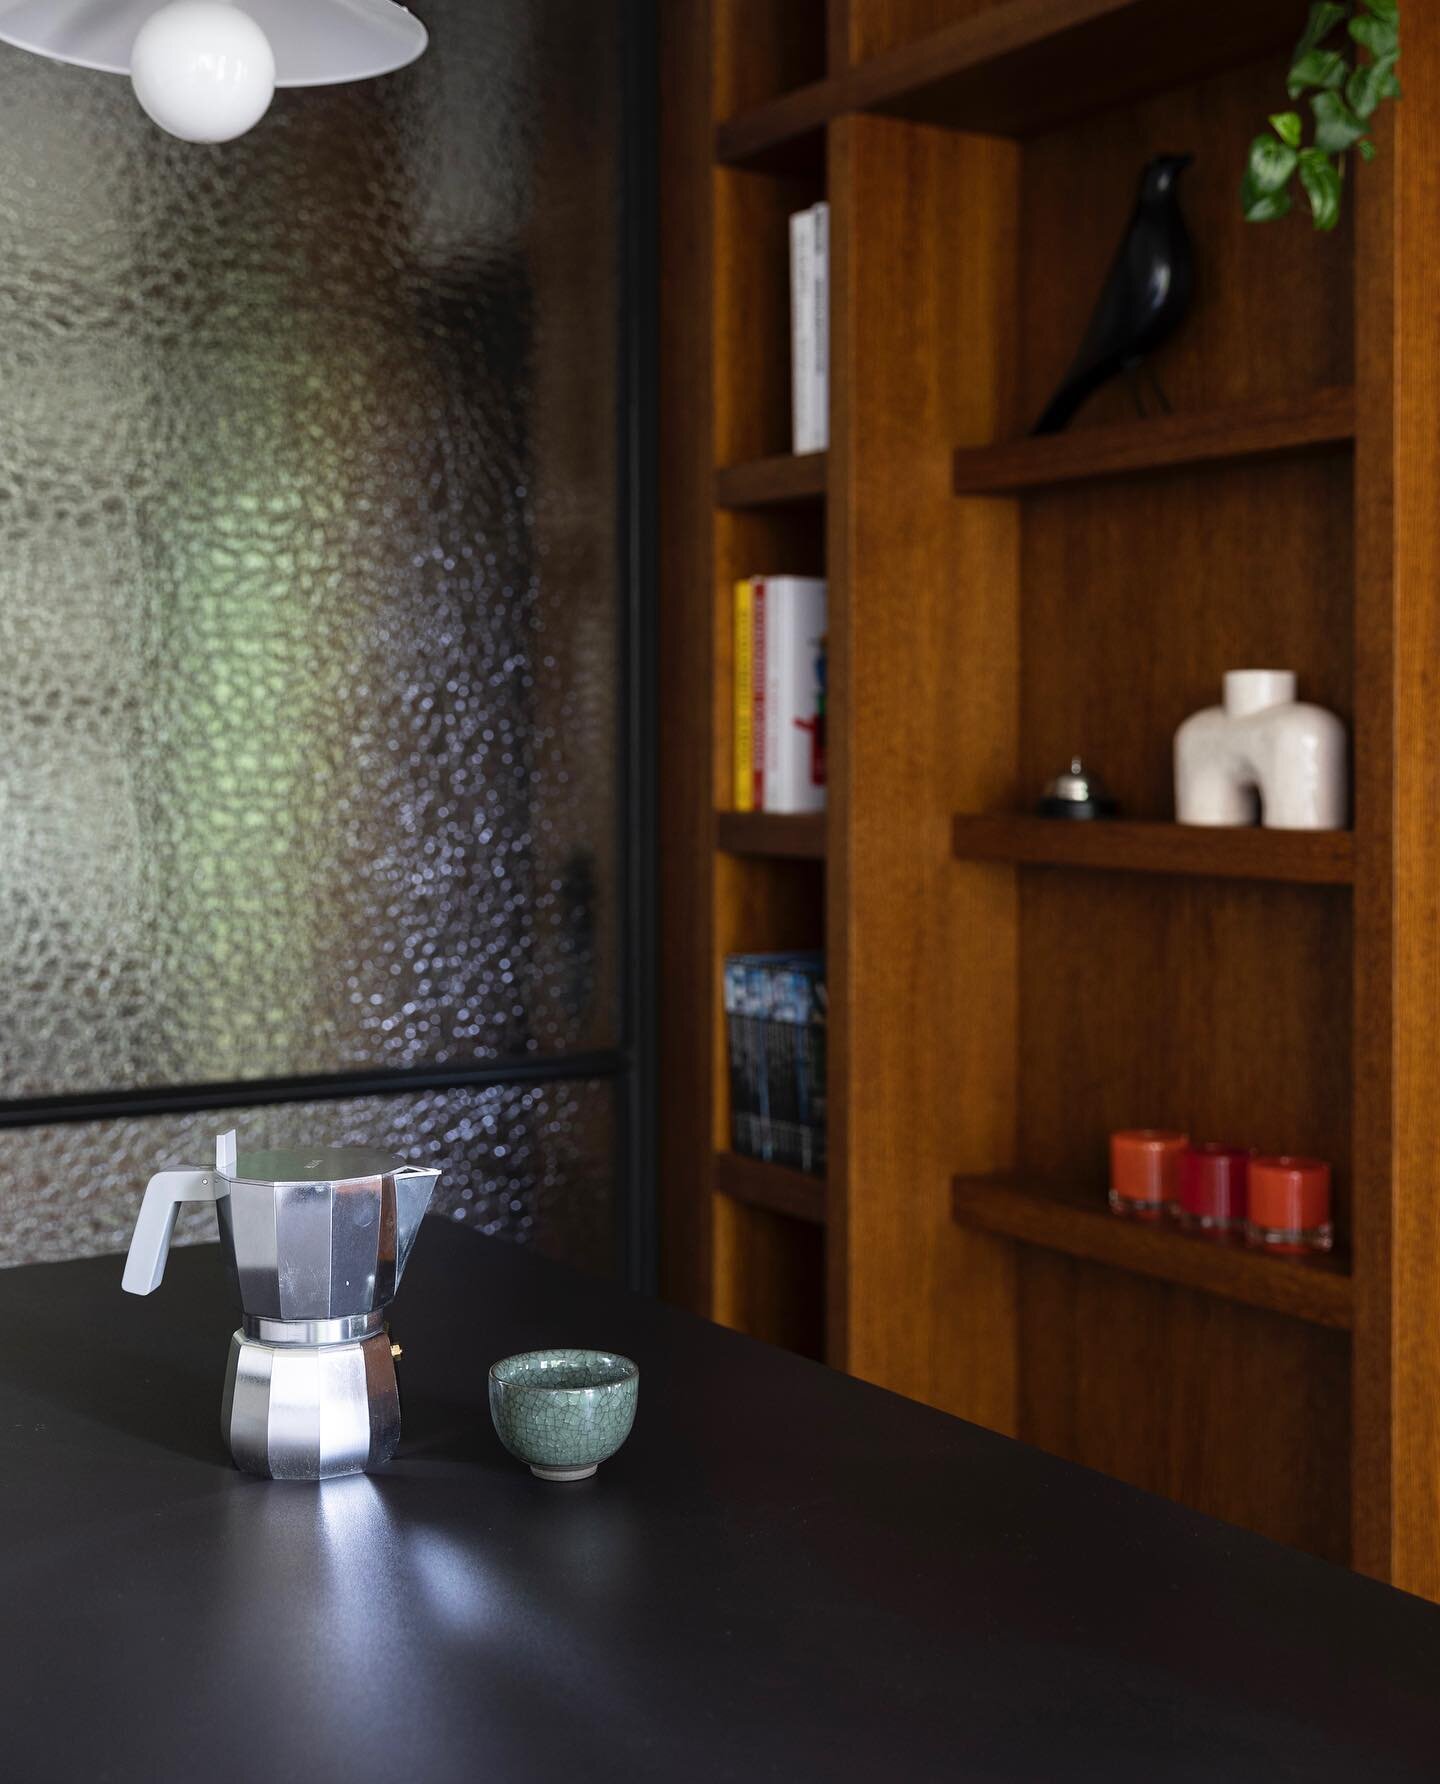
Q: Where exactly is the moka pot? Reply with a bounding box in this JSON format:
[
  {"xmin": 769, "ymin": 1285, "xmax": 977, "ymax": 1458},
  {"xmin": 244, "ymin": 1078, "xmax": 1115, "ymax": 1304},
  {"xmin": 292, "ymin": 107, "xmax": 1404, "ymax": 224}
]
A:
[{"xmin": 122, "ymin": 1130, "xmax": 440, "ymax": 1479}]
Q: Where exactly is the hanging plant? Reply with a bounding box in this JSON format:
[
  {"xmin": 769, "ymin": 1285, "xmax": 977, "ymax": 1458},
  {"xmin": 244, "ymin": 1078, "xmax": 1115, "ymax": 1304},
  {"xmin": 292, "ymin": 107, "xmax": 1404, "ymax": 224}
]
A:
[{"xmin": 1242, "ymin": 0, "xmax": 1401, "ymax": 230}]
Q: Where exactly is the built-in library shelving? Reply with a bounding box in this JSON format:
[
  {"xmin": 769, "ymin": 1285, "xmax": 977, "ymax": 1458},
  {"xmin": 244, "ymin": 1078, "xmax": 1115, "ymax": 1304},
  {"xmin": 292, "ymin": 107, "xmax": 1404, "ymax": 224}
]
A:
[
  {"xmin": 951, "ymin": 388, "xmax": 1354, "ymax": 495},
  {"xmin": 717, "ymin": 811, "xmax": 826, "ymax": 859},
  {"xmin": 951, "ymin": 815, "xmax": 1355, "ymax": 884},
  {"xmin": 661, "ymin": 0, "xmax": 1440, "ymax": 1599},
  {"xmin": 951, "ymin": 1175, "xmax": 1352, "ymax": 1330},
  {"xmin": 715, "ymin": 451, "xmax": 828, "ymax": 508},
  {"xmin": 716, "ymin": 1151, "xmax": 827, "ymax": 1226}
]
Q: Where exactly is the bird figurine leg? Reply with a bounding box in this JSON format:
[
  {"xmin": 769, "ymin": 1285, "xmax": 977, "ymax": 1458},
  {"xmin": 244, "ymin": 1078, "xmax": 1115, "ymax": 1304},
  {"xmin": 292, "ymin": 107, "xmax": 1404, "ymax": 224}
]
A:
[
  {"xmin": 1143, "ymin": 362, "xmax": 1174, "ymax": 415},
  {"xmin": 1125, "ymin": 362, "xmax": 1149, "ymax": 419}
]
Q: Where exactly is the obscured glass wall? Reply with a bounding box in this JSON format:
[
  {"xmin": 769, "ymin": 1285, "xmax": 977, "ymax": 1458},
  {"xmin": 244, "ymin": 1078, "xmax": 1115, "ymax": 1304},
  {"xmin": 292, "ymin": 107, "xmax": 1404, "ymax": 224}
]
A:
[{"xmin": 0, "ymin": 0, "xmax": 626, "ymax": 1272}]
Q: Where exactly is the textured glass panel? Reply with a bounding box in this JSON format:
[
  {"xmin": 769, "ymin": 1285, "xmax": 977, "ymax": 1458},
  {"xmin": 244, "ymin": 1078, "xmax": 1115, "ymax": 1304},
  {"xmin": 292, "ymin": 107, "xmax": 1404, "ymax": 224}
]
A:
[
  {"xmin": 0, "ymin": 1079, "xmax": 616, "ymax": 1275},
  {"xmin": 0, "ymin": 0, "xmax": 620, "ymax": 1098}
]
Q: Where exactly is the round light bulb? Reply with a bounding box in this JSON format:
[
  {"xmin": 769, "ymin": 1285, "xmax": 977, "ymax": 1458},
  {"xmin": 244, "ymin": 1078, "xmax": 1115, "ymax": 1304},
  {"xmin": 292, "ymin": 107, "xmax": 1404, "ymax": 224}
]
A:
[{"xmin": 129, "ymin": 2, "xmax": 276, "ymax": 143}]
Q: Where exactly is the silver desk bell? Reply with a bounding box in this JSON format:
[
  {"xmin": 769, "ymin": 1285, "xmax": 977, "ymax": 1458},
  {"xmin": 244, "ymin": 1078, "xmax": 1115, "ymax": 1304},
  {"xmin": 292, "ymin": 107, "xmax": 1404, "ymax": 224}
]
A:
[
  {"xmin": 1038, "ymin": 757, "xmax": 1119, "ymax": 821},
  {"xmin": 123, "ymin": 1131, "xmax": 440, "ymax": 1479}
]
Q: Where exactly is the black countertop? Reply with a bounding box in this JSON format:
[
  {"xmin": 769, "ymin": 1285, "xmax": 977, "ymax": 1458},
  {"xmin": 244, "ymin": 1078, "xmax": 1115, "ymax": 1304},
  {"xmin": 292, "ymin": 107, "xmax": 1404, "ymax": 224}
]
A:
[{"xmin": 3, "ymin": 1219, "xmax": 1440, "ymax": 1782}]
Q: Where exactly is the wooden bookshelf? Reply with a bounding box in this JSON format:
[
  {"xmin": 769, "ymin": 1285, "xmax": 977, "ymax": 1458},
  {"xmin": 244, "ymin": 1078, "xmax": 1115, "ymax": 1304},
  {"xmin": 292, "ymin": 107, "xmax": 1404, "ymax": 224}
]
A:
[
  {"xmin": 716, "ymin": 1151, "xmax": 827, "ymax": 1225},
  {"xmin": 717, "ymin": 811, "xmax": 826, "ymax": 859},
  {"xmin": 952, "ymin": 389, "xmax": 1354, "ymax": 495},
  {"xmin": 661, "ymin": 0, "xmax": 1440, "ymax": 1598},
  {"xmin": 715, "ymin": 0, "xmax": 1301, "ymax": 168},
  {"xmin": 952, "ymin": 815, "xmax": 1355, "ymax": 884},
  {"xmin": 716, "ymin": 451, "xmax": 828, "ymax": 508},
  {"xmin": 951, "ymin": 1176, "xmax": 1352, "ymax": 1331}
]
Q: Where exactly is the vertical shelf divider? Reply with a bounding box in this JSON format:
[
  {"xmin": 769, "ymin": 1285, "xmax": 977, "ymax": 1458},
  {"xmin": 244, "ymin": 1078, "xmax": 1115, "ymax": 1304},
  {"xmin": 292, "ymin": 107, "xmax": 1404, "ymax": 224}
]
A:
[{"xmin": 827, "ymin": 112, "xmax": 1021, "ymax": 1421}]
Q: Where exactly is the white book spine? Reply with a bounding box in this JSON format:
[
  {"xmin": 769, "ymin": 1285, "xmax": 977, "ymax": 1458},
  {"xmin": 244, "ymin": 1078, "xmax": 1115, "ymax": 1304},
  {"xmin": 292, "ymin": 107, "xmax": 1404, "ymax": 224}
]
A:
[
  {"xmin": 790, "ymin": 208, "xmax": 817, "ymax": 455},
  {"xmin": 762, "ymin": 577, "xmax": 827, "ymax": 814},
  {"xmin": 810, "ymin": 202, "xmax": 829, "ymax": 452}
]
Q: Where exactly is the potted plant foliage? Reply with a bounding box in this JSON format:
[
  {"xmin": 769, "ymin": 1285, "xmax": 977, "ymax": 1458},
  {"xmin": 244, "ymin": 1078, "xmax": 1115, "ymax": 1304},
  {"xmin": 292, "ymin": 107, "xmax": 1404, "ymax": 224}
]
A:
[{"xmin": 1243, "ymin": 0, "xmax": 1401, "ymax": 229}]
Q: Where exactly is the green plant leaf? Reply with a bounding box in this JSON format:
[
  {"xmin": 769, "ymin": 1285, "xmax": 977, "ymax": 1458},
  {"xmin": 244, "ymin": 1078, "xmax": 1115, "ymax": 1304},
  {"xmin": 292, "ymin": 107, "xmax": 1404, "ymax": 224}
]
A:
[
  {"xmin": 1296, "ymin": 0, "xmax": 1348, "ymax": 57},
  {"xmin": 1358, "ymin": 136, "xmax": 1378, "ymax": 160},
  {"xmin": 1350, "ymin": 13, "xmax": 1399, "ymax": 56},
  {"xmin": 1245, "ymin": 132, "xmax": 1300, "ymax": 195},
  {"xmin": 1288, "ymin": 47, "xmax": 1348, "ymax": 97},
  {"xmin": 1243, "ymin": 185, "xmax": 1295, "ymax": 223},
  {"xmin": 1312, "ymin": 88, "xmax": 1368, "ymax": 152},
  {"xmin": 1348, "ymin": 53, "xmax": 1398, "ymax": 118},
  {"xmin": 1360, "ymin": 0, "xmax": 1399, "ymax": 23},
  {"xmin": 1299, "ymin": 148, "xmax": 1344, "ymax": 230},
  {"xmin": 1270, "ymin": 110, "xmax": 1304, "ymax": 148}
]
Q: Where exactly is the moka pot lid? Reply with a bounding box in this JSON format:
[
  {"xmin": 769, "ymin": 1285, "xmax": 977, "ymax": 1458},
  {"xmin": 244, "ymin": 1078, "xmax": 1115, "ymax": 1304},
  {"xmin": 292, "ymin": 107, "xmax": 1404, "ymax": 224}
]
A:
[{"xmin": 230, "ymin": 1143, "xmax": 411, "ymax": 1185}]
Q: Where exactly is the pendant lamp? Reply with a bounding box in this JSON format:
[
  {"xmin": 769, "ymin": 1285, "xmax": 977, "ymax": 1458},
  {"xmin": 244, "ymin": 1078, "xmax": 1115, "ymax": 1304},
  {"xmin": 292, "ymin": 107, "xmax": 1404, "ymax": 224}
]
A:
[{"xmin": 0, "ymin": 0, "xmax": 427, "ymax": 141}]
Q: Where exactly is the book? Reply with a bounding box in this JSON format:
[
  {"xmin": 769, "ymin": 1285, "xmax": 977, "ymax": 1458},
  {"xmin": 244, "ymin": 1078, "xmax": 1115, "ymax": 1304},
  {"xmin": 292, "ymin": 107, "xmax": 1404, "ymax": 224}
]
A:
[
  {"xmin": 757, "ymin": 576, "xmax": 826, "ymax": 814},
  {"xmin": 731, "ymin": 576, "xmax": 827, "ymax": 814},
  {"xmin": 790, "ymin": 202, "xmax": 830, "ymax": 454},
  {"xmin": 809, "ymin": 201, "xmax": 829, "ymax": 452},
  {"xmin": 733, "ymin": 578, "xmax": 753, "ymax": 811},
  {"xmin": 723, "ymin": 952, "xmax": 826, "ymax": 1175}
]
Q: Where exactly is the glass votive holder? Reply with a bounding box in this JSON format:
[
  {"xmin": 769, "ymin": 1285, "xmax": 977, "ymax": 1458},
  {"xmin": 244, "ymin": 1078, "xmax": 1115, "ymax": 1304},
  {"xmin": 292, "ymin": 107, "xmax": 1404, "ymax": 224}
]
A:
[
  {"xmin": 1109, "ymin": 1129, "xmax": 1187, "ymax": 1222},
  {"xmin": 1172, "ymin": 1143, "xmax": 1249, "ymax": 1238},
  {"xmin": 1246, "ymin": 1156, "xmax": 1333, "ymax": 1254}
]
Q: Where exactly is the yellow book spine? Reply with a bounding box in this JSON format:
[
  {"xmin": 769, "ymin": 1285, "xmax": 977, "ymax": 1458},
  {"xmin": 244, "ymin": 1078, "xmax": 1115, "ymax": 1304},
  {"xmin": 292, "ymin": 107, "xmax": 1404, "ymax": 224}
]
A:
[{"xmin": 733, "ymin": 577, "xmax": 753, "ymax": 810}]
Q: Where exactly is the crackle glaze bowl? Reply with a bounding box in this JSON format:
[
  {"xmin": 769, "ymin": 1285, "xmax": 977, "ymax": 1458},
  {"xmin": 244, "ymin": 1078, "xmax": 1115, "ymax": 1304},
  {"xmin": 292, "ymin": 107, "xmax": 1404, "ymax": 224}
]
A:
[{"xmin": 488, "ymin": 1349, "xmax": 639, "ymax": 1481}]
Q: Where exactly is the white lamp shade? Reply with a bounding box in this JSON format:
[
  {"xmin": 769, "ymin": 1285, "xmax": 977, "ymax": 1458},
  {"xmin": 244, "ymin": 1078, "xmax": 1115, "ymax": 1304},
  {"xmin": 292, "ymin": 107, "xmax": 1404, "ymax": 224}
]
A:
[{"xmin": 0, "ymin": 0, "xmax": 426, "ymax": 86}]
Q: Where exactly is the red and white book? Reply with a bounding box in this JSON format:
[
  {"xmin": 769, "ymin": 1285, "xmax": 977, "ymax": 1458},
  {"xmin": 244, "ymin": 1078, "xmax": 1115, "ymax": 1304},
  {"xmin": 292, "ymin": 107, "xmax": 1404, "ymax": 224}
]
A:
[{"xmin": 749, "ymin": 576, "xmax": 826, "ymax": 814}]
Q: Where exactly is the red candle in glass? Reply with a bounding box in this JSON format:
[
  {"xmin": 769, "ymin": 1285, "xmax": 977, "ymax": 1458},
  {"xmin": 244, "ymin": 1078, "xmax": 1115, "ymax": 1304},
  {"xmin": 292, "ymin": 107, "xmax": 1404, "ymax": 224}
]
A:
[
  {"xmin": 1173, "ymin": 1143, "xmax": 1249, "ymax": 1237},
  {"xmin": 1247, "ymin": 1156, "xmax": 1333, "ymax": 1254},
  {"xmin": 1109, "ymin": 1130, "xmax": 1187, "ymax": 1222}
]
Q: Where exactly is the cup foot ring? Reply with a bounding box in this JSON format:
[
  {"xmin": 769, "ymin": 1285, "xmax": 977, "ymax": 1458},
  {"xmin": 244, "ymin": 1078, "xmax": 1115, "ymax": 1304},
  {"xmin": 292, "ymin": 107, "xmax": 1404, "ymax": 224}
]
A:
[{"xmin": 530, "ymin": 1462, "xmax": 597, "ymax": 1482}]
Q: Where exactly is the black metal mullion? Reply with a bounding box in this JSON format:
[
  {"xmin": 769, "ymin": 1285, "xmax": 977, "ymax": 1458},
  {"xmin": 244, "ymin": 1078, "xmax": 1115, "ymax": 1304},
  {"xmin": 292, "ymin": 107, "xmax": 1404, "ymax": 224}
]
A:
[
  {"xmin": 0, "ymin": 1050, "xmax": 629, "ymax": 1131},
  {"xmin": 616, "ymin": 0, "xmax": 659, "ymax": 1295}
]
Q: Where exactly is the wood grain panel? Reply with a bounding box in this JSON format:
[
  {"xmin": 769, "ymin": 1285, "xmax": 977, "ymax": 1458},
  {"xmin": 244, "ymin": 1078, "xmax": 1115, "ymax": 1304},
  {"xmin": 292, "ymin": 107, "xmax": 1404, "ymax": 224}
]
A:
[
  {"xmin": 951, "ymin": 815, "xmax": 1354, "ymax": 885},
  {"xmin": 712, "ymin": 0, "xmax": 827, "ymax": 117},
  {"xmin": 1351, "ymin": 16, "xmax": 1440, "ymax": 1596},
  {"xmin": 1017, "ymin": 874, "xmax": 1352, "ymax": 1239},
  {"xmin": 952, "ymin": 390, "xmax": 1354, "ymax": 496},
  {"xmin": 1019, "ymin": 55, "xmax": 1353, "ymax": 433},
  {"xmin": 829, "ymin": 112, "xmax": 1020, "ymax": 1423},
  {"xmin": 712, "ymin": 1194, "xmax": 826, "ymax": 1357},
  {"xmin": 717, "ymin": 811, "xmax": 827, "ymax": 860},
  {"xmin": 715, "ymin": 451, "xmax": 828, "ymax": 508},
  {"xmin": 1017, "ymin": 1252, "xmax": 1351, "ymax": 1563},
  {"xmin": 1020, "ymin": 458, "xmax": 1354, "ymax": 824},
  {"xmin": 717, "ymin": 0, "xmax": 1304, "ymax": 166},
  {"xmin": 714, "ymin": 167, "xmax": 825, "ymax": 467},
  {"xmin": 953, "ymin": 1175, "xmax": 1352, "ymax": 1330},
  {"xmin": 716, "ymin": 1151, "xmax": 828, "ymax": 1224},
  {"xmin": 846, "ymin": 0, "xmax": 1006, "ymax": 66}
]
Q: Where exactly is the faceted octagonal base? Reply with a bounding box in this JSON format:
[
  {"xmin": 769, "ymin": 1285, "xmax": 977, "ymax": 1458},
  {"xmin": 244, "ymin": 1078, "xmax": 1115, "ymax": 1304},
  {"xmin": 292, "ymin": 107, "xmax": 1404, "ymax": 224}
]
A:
[{"xmin": 221, "ymin": 1330, "xmax": 400, "ymax": 1480}]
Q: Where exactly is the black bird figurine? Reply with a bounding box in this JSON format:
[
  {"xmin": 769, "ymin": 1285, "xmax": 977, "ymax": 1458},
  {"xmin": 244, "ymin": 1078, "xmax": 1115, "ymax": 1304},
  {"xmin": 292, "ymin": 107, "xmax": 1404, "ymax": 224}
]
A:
[{"xmin": 1031, "ymin": 153, "xmax": 1194, "ymax": 436}]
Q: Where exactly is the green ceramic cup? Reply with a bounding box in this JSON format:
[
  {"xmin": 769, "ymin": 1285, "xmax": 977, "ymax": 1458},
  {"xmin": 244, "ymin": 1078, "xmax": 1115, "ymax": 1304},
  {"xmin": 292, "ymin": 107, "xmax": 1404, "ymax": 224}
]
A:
[{"xmin": 488, "ymin": 1349, "xmax": 639, "ymax": 1481}]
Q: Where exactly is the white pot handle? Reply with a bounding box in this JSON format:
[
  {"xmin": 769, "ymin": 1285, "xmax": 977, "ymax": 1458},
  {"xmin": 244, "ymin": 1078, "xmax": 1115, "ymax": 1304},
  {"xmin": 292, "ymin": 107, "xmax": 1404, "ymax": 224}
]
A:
[{"xmin": 121, "ymin": 1168, "xmax": 228, "ymax": 1296}]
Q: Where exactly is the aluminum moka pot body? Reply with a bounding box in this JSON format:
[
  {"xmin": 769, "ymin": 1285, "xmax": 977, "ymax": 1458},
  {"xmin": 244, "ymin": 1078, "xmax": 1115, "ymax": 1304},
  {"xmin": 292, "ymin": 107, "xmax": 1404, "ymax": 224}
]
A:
[{"xmin": 123, "ymin": 1132, "xmax": 440, "ymax": 1480}]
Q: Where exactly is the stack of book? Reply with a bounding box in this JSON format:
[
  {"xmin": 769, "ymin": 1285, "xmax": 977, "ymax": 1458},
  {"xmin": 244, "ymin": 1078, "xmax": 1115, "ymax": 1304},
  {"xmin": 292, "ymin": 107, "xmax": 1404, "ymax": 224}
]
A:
[
  {"xmin": 733, "ymin": 575, "xmax": 827, "ymax": 813},
  {"xmin": 724, "ymin": 952, "xmax": 826, "ymax": 1176},
  {"xmin": 790, "ymin": 201, "xmax": 829, "ymax": 453}
]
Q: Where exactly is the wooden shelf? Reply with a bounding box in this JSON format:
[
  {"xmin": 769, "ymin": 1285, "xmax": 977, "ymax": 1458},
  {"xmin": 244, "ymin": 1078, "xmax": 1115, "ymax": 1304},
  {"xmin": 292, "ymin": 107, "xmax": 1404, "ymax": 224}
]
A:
[
  {"xmin": 716, "ymin": 452, "xmax": 827, "ymax": 508},
  {"xmin": 952, "ymin": 390, "xmax": 1355, "ymax": 497},
  {"xmin": 715, "ymin": 1151, "xmax": 827, "ymax": 1225},
  {"xmin": 952, "ymin": 1176, "xmax": 1352, "ymax": 1331},
  {"xmin": 952, "ymin": 815, "xmax": 1355, "ymax": 885},
  {"xmin": 718, "ymin": 810, "xmax": 826, "ymax": 860},
  {"xmin": 716, "ymin": 0, "xmax": 1300, "ymax": 168}
]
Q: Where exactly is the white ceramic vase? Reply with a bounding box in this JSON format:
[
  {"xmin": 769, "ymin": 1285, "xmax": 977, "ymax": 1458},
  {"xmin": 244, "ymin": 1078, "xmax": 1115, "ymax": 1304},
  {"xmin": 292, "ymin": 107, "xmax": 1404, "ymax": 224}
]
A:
[{"xmin": 1173, "ymin": 670, "xmax": 1347, "ymax": 831}]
